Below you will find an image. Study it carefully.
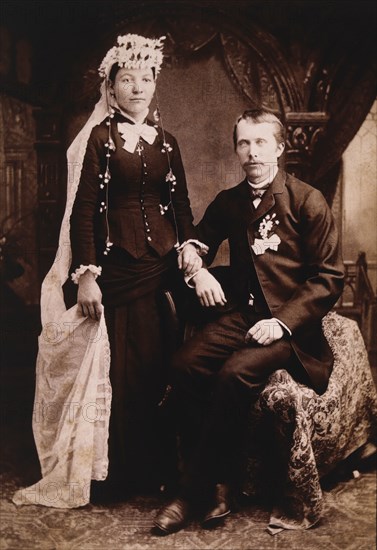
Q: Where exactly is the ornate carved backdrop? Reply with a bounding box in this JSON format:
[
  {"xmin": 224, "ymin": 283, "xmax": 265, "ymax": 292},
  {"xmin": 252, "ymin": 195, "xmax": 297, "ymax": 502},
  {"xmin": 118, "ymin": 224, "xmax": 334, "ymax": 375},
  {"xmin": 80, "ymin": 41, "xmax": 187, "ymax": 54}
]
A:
[
  {"xmin": 30, "ymin": 1, "xmax": 376, "ymax": 272},
  {"xmin": 64, "ymin": 2, "xmax": 376, "ymax": 203},
  {"xmin": 0, "ymin": 95, "xmax": 38, "ymax": 303}
]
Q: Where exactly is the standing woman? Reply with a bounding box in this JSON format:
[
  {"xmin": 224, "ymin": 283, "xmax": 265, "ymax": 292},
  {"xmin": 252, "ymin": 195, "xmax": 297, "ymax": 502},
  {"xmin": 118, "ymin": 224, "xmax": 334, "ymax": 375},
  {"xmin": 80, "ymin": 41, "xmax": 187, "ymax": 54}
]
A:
[
  {"xmin": 70, "ymin": 34, "xmax": 206, "ymax": 498},
  {"xmin": 13, "ymin": 34, "xmax": 206, "ymax": 508}
]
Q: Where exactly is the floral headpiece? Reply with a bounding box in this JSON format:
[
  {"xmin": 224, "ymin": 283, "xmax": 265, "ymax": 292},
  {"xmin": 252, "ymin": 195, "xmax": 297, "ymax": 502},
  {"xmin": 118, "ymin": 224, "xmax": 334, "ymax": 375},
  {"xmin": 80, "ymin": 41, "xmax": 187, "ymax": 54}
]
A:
[{"xmin": 98, "ymin": 34, "xmax": 166, "ymax": 79}]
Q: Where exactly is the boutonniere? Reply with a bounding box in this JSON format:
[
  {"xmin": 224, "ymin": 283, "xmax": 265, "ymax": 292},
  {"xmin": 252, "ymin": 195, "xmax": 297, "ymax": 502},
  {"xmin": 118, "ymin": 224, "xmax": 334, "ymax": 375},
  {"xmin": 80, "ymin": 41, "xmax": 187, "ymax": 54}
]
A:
[{"xmin": 251, "ymin": 213, "xmax": 281, "ymax": 255}]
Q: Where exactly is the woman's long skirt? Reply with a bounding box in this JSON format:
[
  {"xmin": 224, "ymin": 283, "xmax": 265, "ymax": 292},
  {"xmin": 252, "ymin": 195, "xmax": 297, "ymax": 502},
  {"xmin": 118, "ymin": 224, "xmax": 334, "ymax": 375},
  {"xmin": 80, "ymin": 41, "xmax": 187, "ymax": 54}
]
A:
[{"xmin": 94, "ymin": 246, "xmax": 183, "ymax": 497}]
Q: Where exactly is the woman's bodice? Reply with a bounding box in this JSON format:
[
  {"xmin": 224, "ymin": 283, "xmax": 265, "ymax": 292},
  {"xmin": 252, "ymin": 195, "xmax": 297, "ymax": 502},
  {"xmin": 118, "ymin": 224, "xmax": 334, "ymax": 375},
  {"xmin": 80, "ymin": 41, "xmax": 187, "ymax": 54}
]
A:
[{"xmin": 70, "ymin": 113, "xmax": 197, "ymax": 268}]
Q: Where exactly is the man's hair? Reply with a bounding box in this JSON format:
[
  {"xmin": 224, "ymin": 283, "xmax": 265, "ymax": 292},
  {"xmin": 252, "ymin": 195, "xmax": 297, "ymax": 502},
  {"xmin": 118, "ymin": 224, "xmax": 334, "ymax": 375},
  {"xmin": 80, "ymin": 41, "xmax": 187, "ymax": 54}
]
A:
[{"xmin": 233, "ymin": 109, "xmax": 286, "ymax": 149}]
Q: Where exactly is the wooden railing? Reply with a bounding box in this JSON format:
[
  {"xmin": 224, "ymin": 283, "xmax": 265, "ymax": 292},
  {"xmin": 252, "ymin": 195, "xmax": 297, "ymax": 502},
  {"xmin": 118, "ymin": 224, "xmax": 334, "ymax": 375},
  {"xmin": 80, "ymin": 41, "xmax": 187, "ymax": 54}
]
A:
[{"xmin": 334, "ymin": 252, "xmax": 377, "ymax": 369}]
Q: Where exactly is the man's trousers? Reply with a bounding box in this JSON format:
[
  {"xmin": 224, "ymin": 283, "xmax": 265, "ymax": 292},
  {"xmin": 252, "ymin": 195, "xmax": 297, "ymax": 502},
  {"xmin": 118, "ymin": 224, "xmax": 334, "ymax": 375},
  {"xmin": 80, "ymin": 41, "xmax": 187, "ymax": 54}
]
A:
[{"xmin": 170, "ymin": 307, "xmax": 307, "ymax": 492}]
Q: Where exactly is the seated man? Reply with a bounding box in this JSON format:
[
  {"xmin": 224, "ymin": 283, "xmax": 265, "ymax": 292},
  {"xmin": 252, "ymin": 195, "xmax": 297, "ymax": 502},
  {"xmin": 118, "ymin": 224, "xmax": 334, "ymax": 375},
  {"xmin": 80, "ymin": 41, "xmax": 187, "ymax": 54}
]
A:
[{"xmin": 153, "ymin": 109, "xmax": 345, "ymax": 534}]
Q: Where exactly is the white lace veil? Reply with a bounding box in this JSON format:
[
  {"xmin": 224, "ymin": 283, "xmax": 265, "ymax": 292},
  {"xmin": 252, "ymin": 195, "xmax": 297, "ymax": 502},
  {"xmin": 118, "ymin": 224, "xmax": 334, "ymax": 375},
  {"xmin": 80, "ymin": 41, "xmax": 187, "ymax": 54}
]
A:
[
  {"xmin": 13, "ymin": 34, "xmax": 174, "ymax": 508},
  {"xmin": 12, "ymin": 82, "xmax": 113, "ymax": 508},
  {"xmin": 41, "ymin": 81, "xmax": 110, "ymax": 323}
]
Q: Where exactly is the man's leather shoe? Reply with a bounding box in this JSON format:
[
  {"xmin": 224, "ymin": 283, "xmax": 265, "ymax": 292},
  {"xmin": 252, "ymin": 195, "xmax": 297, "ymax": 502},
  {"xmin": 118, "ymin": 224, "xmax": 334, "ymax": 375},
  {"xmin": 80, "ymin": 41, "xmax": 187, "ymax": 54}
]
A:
[
  {"xmin": 202, "ymin": 483, "xmax": 231, "ymax": 528},
  {"xmin": 153, "ymin": 497, "xmax": 191, "ymax": 535}
]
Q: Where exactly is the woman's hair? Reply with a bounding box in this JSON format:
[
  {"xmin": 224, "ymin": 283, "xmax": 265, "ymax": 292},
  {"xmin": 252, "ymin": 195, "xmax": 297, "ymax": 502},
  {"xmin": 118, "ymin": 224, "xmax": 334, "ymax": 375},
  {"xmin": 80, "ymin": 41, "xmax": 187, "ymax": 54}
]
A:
[
  {"xmin": 233, "ymin": 109, "xmax": 286, "ymax": 149},
  {"xmin": 108, "ymin": 63, "xmax": 156, "ymax": 84}
]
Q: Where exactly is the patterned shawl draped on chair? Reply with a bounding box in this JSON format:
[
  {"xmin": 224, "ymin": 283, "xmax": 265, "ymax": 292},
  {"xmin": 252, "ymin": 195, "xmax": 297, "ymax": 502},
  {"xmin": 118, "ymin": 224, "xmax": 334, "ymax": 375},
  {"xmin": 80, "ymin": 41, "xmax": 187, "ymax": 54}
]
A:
[{"xmin": 243, "ymin": 312, "xmax": 377, "ymax": 534}]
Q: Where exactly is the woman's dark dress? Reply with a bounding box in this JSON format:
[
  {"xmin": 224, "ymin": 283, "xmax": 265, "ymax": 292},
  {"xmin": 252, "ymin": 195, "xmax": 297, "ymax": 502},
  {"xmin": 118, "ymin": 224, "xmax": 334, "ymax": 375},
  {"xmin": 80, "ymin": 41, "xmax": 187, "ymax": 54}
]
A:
[{"xmin": 70, "ymin": 112, "xmax": 198, "ymax": 494}]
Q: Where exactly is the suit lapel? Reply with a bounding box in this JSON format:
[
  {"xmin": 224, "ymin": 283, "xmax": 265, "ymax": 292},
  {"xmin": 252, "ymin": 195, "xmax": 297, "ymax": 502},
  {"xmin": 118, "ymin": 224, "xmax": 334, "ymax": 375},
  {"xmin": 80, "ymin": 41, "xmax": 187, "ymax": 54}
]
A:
[
  {"xmin": 250, "ymin": 191, "xmax": 275, "ymax": 225},
  {"xmin": 249, "ymin": 169, "xmax": 287, "ymax": 225},
  {"xmin": 236, "ymin": 179, "xmax": 254, "ymax": 226}
]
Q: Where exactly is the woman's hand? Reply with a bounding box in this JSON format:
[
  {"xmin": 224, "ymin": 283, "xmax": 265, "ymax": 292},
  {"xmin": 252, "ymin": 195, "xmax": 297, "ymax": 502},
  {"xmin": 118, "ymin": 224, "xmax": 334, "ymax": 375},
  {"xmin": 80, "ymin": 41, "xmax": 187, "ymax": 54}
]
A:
[
  {"xmin": 177, "ymin": 243, "xmax": 202, "ymax": 276},
  {"xmin": 77, "ymin": 270, "xmax": 102, "ymax": 320}
]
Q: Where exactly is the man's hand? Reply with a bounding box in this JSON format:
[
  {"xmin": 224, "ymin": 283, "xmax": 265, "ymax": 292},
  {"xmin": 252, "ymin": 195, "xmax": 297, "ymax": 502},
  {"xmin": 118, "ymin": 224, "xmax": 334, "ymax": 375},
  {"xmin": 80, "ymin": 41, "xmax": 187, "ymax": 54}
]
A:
[
  {"xmin": 177, "ymin": 243, "xmax": 202, "ymax": 276},
  {"xmin": 245, "ymin": 318, "xmax": 283, "ymax": 346},
  {"xmin": 77, "ymin": 270, "xmax": 102, "ymax": 320},
  {"xmin": 191, "ymin": 269, "xmax": 227, "ymax": 307}
]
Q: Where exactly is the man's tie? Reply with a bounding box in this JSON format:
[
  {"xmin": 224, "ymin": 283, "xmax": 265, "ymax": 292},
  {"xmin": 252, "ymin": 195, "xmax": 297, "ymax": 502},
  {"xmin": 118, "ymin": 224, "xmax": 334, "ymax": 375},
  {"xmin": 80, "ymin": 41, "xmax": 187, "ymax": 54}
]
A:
[
  {"xmin": 250, "ymin": 189, "xmax": 265, "ymax": 199},
  {"xmin": 117, "ymin": 122, "xmax": 158, "ymax": 153},
  {"xmin": 249, "ymin": 184, "xmax": 270, "ymax": 200}
]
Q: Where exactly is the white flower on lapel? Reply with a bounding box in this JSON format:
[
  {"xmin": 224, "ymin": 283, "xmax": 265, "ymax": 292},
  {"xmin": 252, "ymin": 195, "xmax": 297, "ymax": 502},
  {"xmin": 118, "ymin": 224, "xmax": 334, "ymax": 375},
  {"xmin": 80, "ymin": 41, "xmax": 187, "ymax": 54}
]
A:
[{"xmin": 251, "ymin": 213, "xmax": 281, "ymax": 255}]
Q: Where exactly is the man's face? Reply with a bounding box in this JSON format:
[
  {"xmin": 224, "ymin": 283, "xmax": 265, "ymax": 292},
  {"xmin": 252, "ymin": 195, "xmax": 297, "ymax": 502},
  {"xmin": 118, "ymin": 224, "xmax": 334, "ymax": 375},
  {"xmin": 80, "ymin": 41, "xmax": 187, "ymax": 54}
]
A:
[{"xmin": 235, "ymin": 119, "xmax": 285, "ymax": 184}]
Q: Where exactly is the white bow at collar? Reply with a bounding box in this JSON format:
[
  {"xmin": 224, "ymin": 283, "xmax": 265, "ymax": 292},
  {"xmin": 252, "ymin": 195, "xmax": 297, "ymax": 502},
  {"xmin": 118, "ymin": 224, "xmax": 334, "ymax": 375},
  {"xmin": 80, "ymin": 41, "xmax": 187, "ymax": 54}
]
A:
[{"xmin": 117, "ymin": 121, "xmax": 158, "ymax": 153}]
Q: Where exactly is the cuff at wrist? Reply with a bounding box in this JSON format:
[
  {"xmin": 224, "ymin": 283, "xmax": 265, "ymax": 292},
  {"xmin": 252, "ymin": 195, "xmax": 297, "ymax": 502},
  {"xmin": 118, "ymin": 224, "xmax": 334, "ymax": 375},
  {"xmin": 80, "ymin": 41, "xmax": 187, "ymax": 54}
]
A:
[
  {"xmin": 273, "ymin": 317, "xmax": 292, "ymax": 336},
  {"xmin": 71, "ymin": 264, "xmax": 102, "ymax": 285},
  {"xmin": 175, "ymin": 239, "xmax": 209, "ymax": 257}
]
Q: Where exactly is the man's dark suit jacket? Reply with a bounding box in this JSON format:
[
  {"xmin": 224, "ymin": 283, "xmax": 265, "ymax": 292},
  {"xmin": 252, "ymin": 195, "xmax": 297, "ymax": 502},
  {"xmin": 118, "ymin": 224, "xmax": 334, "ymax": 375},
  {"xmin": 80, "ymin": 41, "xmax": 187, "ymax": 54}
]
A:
[{"xmin": 197, "ymin": 169, "xmax": 345, "ymax": 394}]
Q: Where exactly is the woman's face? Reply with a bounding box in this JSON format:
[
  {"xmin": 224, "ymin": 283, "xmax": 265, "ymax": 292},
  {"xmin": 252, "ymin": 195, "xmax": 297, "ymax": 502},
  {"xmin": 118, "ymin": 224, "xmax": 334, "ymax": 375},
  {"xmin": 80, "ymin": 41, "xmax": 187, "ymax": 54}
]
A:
[{"xmin": 111, "ymin": 67, "xmax": 156, "ymax": 119}]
